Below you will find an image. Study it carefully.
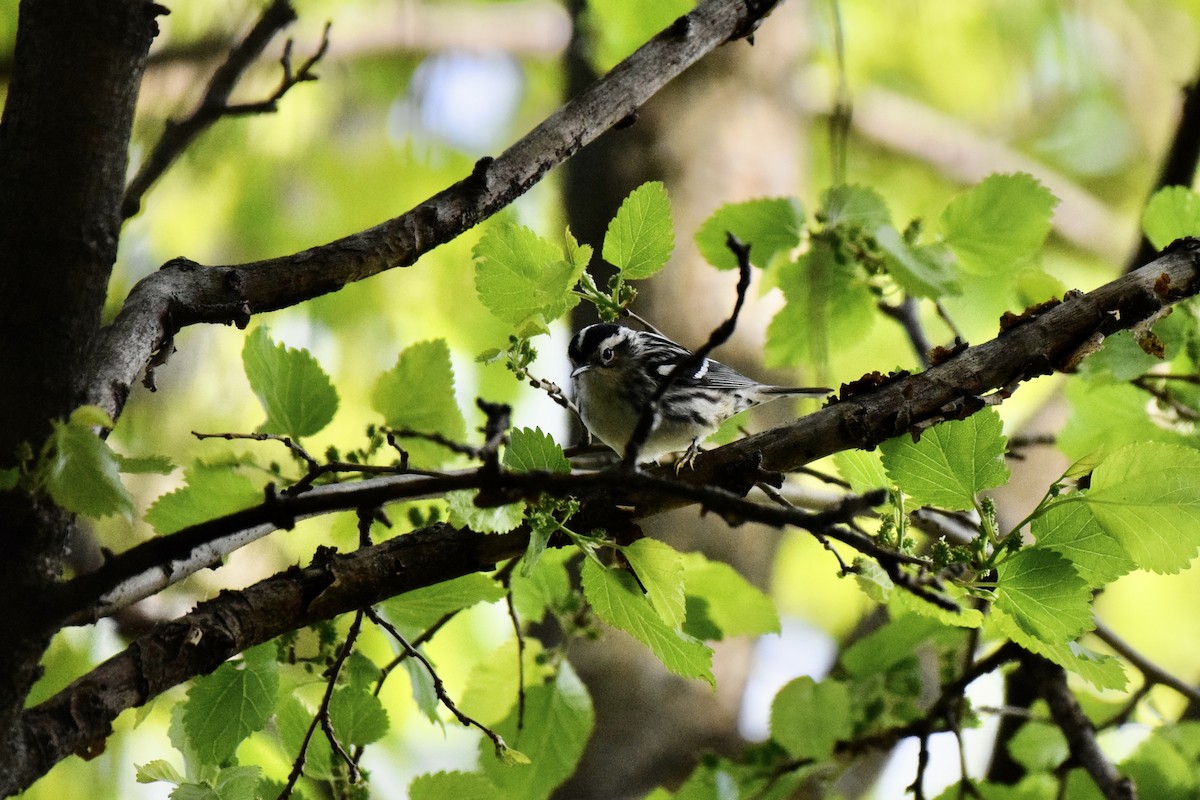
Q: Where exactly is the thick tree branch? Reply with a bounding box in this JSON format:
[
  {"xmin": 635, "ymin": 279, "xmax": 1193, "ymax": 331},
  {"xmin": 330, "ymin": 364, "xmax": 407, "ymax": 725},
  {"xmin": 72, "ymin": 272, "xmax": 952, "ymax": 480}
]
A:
[{"xmin": 85, "ymin": 0, "xmax": 784, "ymax": 422}]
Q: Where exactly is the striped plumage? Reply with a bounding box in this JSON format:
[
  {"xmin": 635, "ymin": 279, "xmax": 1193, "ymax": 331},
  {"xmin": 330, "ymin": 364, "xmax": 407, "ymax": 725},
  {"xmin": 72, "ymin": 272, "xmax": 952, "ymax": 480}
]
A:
[{"xmin": 568, "ymin": 323, "xmax": 830, "ymax": 463}]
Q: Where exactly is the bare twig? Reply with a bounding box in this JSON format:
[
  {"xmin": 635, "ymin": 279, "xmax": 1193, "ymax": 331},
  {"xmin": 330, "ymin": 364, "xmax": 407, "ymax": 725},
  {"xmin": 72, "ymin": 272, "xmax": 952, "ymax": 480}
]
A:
[
  {"xmin": 278, "ymin": 609, "xmax": 365, "ymax": 799},
  {"xmin": 1093, "ymin": 620, "xmax": 1200, "ymax": 707},
  {"xmin": 192, "ymin": 429, "xmax": 320, "ymax": 472},
  {"xmin": 878, "ymin": 296, "xmax": 933, "ymax": 369},
  {"xmin": 123, "ymin": 2, "xmax": 330, "ymax": 219}
]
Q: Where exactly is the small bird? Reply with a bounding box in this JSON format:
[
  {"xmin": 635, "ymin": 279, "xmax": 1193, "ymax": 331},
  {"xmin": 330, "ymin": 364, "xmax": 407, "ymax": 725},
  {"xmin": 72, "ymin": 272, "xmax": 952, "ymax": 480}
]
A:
[{"xmin": 568, "ymin": 323, "xmax": 831, "ymax": 464}]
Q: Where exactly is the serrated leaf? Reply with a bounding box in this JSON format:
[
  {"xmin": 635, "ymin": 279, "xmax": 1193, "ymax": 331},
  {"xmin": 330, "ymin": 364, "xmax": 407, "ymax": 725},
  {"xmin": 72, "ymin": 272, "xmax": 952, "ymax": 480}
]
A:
[
  {"xmin": 695, "ymin": 197, "xmax": 804, "ymax": 270},
  {"xmin": 622, "ymin": 538, "xmax": 686, "ymax": 629},
  {"xmin": 992, "ymin": 611, "xmax": 1127, "ymax": 691},
  {"xmin": 275, "ymin": 694, "xmax": 333, "ymax": 780},
  {"xmin": 770, "ymin": 676, "xmax": 851, "ymax": 760},
  {"xmin": 144, "ymin": 463, "xmax": 261, "ymax": 535},
  {"xmin": 446, "ymin": 489, "xmax": 526, "ymax": 533},
  {"xmin": 473, "ymin": 223, "xmax": 583, "ymax": 327},
  {"xmin": 136, "ymin": 759, "xmax": 186, "ymax": 785},
  {"xmin": 1082, "ymin": 442, "xmax": 1200, "ymax": 574},
  {"xmin": 115, "ymin": 453, "xmax": 176, "ymax": 474},
  {"xmin": 42, "ymin": 416, "xmax": 133, "ymax": 518},
  {"xmin": 833, "ymin": 449, "xmax": 889, "ymax": 495},
  {"xmin": 680, "ymin": 552, "xmax": 779, "ymax": 639},
  {"xmin": 242, "ymin": 327, "xmax": 338, "ymax": 440},
  {"xmin": 822, "ymin": 184, "xmax": 891, "ymax": 230},
  {"xmin": 510, "ymin": 547, "xmax": 573, "ymax": 625},
  {"xmin": 505, "ymin": 427, "xmax": 570, "ymax": 474},
  {"xmin": 581, "ymin": 559, "xmax": 713, "ymax": 685},
  {"xmin": 880, "ymin": 409, "xmax": 1009, "ymax": 511},
  {"xmin": 373, "ymin": 339, "xmax": 467, "ymax": 469},
  {"xmin": 1032, "ymin": 500, "xmax": 1133, "ymax": 587},
  {"xmin": 182, "ymin": 644, "xmax": 279, "ymax": 766},
  {"xmin": 1143, "ymin": 186, "xmax": 1200, "ymax": 251},
  {"xmin": 995, "ymin": 548, "xmax": 1092, "ymax": 644},
  {"xmin": 329, "ymin": 686, "xmax": 389, "ymax": 746},
  {"xmin": 889, "ymin": 586, "xmax": 984, "ymax": 628},
  {"xmin": 409, "ymin": 771, "xmax": 503, "ymax": 800},
  {"xmin": 603, "ymin": 181, "xmax": 674, "ymax": 279},
  {"xmin": 941, "ymin": 173, "xmax": 1058, "ymax": 274},
  {"xmin": 875, "ymin": 225, "xmax": 959, "ymax": 298},
  {"xmin": 480, "ymin": 663, "xmax": 594, "ymax": 799},
  {"xmin": 381, "ymin": 572, "xmax": 506, "ymax": 635}
]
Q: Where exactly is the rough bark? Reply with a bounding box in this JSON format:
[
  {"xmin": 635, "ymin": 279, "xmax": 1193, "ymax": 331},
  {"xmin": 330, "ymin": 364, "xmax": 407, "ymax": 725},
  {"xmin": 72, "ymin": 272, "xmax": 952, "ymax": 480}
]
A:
[{"xmin": 0, "ymin": 0, "xmax": 162, "ymax": 784}]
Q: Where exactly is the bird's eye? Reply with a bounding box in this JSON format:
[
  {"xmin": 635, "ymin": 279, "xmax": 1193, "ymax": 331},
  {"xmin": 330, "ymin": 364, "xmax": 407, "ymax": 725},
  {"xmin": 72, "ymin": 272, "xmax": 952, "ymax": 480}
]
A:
[{"xmin": 600, "ymin": 347, "xmax": 615, "ymax": 364}]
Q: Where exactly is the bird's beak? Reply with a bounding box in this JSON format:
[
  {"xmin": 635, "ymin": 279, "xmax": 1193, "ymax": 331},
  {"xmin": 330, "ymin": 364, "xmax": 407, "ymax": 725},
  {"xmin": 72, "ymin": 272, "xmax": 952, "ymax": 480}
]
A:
[{"xmin": 571, "ymin": 364, "xmax": 590, "ymax": 379}]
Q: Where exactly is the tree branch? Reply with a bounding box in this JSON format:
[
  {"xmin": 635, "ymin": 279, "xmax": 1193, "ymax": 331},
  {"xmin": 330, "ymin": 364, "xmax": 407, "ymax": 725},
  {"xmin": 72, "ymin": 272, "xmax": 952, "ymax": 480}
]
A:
[{"xmin": 85, "ymin": 0, "xmax": 785, "ymax": 423}]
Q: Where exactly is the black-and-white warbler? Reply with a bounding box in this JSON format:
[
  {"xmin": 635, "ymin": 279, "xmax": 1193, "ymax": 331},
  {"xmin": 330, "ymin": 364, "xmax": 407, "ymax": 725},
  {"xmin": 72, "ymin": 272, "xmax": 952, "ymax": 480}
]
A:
[{"xmin": 568, "ymin": 323, "xmax": 832, "ymax": 464}]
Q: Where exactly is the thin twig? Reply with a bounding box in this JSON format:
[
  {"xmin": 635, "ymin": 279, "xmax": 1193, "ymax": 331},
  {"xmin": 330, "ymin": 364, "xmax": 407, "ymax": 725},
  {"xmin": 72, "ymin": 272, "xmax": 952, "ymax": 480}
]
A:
[
  {"xmin": 365, "ymin": 607, "xmax": 514, "ymax": 758},
  {"xmin": 878, "ymin": 296, "xmax": 933, "ymax": 369},
  {"xmin": 1093, "ymin": 619, "xmax": 1200, "ymax": 707},
  {"xmin": 277, "ymin": 609, "xmax": 364, "ymax": 799},
  {"xmin": 192, "ymin": 430, "xmax": 320, "ymax": 471}
]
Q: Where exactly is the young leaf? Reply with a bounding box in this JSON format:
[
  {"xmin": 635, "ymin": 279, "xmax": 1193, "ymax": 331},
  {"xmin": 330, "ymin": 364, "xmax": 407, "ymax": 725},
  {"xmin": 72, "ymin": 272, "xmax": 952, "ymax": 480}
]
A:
[
  {"xmin": 880, "ymin": 408, "xmax": 1009, "ymax": 511},
  {"xmin": 480, "ymin": 663, "xmax": 594, "ymax": 799},
  {"xmin": 473, "ymin": 223, "xmax": 583, "ymax": 331},
  {"xmin": 581, "ymin": 559, "xmax": 713, "ymax": 685},
  {"xmin": 602, "ymin": 181, "xmax": 674, "ymax": 280},
  {"xmin": 403, "ymin": 651, "xmax": 440, "ymax": 723},
  {"xmin": 991, "ymin": 612, "xmax": 1127, "ymax": 691},
  {"xmin": 181, "ymin": 644, "xmax": 278, "ymax": 766},
  {"xmin": 510, "ymin": 547, "xmax": 573, "ymax": 625},
  {"xmin": 822, "ymin": 184, "xmax": 891, "ymax": 230},
  {"xmin": 680, "ymin": 552, "xmax": 779, "ymax": 639},
  {"xmin": 504, "ymin": 427, "xmax": 571, "ymax": 474},
  {"xmin": 940, "ymin": 173, "xmax": 1058, "ymax": 274},
  {"xmin": 42, "ymin": 412, "xmax": 133, "ymax": 518},
  {"xmin": 373, "ymin": 339, "xmax": 467, "ymax": 469},
  {"xmin": 874, "ymin": 225, "xmax": 959, "ymax": 298},
  {"xmin": 695, "ymin": 197, "xmax": 804, "ymax": 270},
  {"xmin": 380, "ymin": 572, "xmax": 506, "ymax": 635},
  {"xmin": 770, "ymin": 676, "xmax": 852, "ymax": 761},
  {"xmin": 1031, "ymin": 500, "xmax": 1133, "ymax": 587},
  {"xmin": 833, "ymin": 449, "xmax": 889, "ymax": 495},
  {"xmin": 409, "ymin": 771, "xmax": 504, "ymax": 800},
  {"xmin": 329, "ymin": 686, "xmax": 389, "ymax": 746},
  {"xmin": 275, "ymin": 694, "xmax": 334, "ymax": 780},
  {"xmin": 621, "ymin": 538, "xmax": 686, "ymax": 629},
  {"xmin": 144, "ymin": 462, "xmax": 261, "ymax": 535},
  {"xmin": 994, "ymin": 548, "xmax": 1092, "ymax": 644},
  {"xmin": 135, "ymin": 759, "xmax": 186, "ymax": 785},
  {"xmin": 460, "ymin": 638, "xmax": 551, "ymax": 727},
  {"xmin": 1082, "ymin": 442, "xmax": 1200, "ymax": 573},
  {"xmin": 242, "ymin": 326, "xmax": 338, "ymax": 440},
  {"xmin": 446, "ymin": 489, "xmax": 526, "ymax": 534},
  {"xmin": 1142, "ymin": 186, "xmax": 1200, "ymax": 251}
]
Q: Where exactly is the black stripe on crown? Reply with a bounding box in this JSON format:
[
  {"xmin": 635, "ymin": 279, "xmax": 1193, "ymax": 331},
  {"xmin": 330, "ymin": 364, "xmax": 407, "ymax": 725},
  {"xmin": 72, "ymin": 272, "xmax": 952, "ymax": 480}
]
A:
[{"xmin": 569, "ymin": 323, "xmax": 623, "ymax": 366}]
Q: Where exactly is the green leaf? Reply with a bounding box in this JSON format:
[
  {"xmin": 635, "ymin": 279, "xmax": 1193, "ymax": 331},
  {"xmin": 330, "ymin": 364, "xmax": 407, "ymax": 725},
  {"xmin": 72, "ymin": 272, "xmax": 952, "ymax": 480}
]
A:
[
  {"xmin": 381, "ymin": 573, "xmax": 506, "ymax": 635},
  {"xmin": 115, "ymin": 453, "xmax": 176, "ymax": 474},
  {"xmin": 1121, "ymin": 724, "xmax": 1200, "ymax": 798},
  {"xmin": 329, "ymin": 686, "xmax": 389, "ymax": 746},
  {"xmin": 504, "ymin": 427, "xmax": 570, "ymax": 474},
  {"xmin": 875, "ymin": 225, "xmax": 959, "ymax": 298},
  {"xmin": 1142, "ymin": 186, "xmax": 1200, "ymax": 251},
  {"xmin": 880, "ymin": 409, "xmax": 1009, "ymax": 511},
  {"xmin": 275, "ymin": 694, "xmax": 334, "ymax": 780},
  {"xmin": 460, "ymin": 638, "xmax": 551, "ymax": 727},
  {"xmin": 833, "ymin": 449, "xmax": 889, "ymax": 495},
  {"xmin": 1082, "ymin": 442, "xmax": 1200, "ymax": 573},
  {"xmin": 695, "ymin": 197, "xmax": 805, "ymax": 270},
  {"xmin": 770, "ymin": 676, "xmax": 852, "ymax": 760},
  {"xmin": 680, "ymin": 552, "xmax": 779, "ymax": 639},
  {"xmin": 581, "ymin": 559, "xmax": 713, "ymax": 685},
  {"xmin": 940, "ymin": 173, "xmax": 1058, "ymax": 274},
  {"xmin": 181, "ymin": 644, "xmax": 279, "ymax": 766},
  {"xmin": 765, "ymin": 239, "xmax": 876, "ymax": 368},
  {"xmin": 1077, "ymin": 329, "xmax": 1163, "ymax": 382},
  {"xmin": 446, "ymin": 489, "xmax": 526, "ymax": 534},
  {"xmin": 136, "ymin": 759, "xmax": 186, "ymax": 785},
  {"xmin": 409, "ymin": 771, "xmax": 504, "ymax": 800},
  {"xmin": 403, "ymin": 649, "xmax": 440, "ymax": 723},
  {"xmin": 603, "ymin": 181, "xmax": 674, "ymax": 279},
  {"xmin": 1059, "ymin": 380, "xmax": 1188, "ymax": 461},
  {"xmin": 822, "ymin": 184, "xmax": 891, "ymax": 230},
  {"xmin": 42, "ymin": 414, "xmax": 133, "ymax": 518},
  {"xmin": 622, "ymin": 538, "xmax": 686, "ymax": 629},
  {"xmin": 242, "ymin": 327, "xmax": 338, "ymax": 439},
  {"xmin": 890, "ymin": 586, "xmax": 984, "ymax": 628},
  {"xmin": 1031, "ymin": 501, "xmax": 1133, "ymax": 587},
  {"xmin": 994, "ymin": 548, "xmax": 1092, "ymax": 644},
  {"xmin": 373, "ymin": 339, "xmax": 467, "ymax": 469},
  {"xmin": 842, "ymin": 614, "xmax": 955, "ymax": 678},
  {"xmin": 473, "ymin": 223, "xmax": 583, "ymax": 329},
  {"xmin": 1008, "ymin": 721, "xmax": 1070, "ymax": 773},
  {"xmin": 480, "ymin": 663, "xmax": 594, "ymax": 799},
  {"xmin": 144, "ymin": 463, "xmax": 261, "ymax": 535},
  {"xmin": 510, "ymin": 548, "xmax": 573, "ymax": 626},
  {"xmin": 990, "ymin": 614, "xmax": 1127, "ymax": 691}
]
